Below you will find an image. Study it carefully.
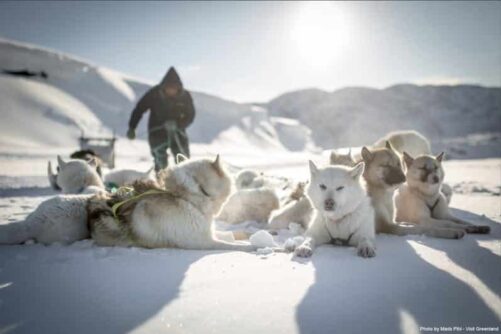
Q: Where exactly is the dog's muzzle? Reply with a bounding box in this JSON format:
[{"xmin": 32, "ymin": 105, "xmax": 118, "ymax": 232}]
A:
[
  {"xmin": 385, "ymin": 167, "xmax": 406, "ymax": 185},
  {"xmin": 324, "ymin": 198, "xmax": 335, "ymax": 211}
]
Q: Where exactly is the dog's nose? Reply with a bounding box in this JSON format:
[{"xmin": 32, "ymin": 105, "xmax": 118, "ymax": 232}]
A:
[
  {"xmin": 324, "ymin": 198, "xmax": 335, "ymax": 211},
  {"xmin": 432, "ymin": 175, "xmax": 439, "ymax": 183}
]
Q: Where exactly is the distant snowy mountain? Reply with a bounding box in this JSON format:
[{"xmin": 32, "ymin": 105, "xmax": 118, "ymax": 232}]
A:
[
  {"xmin": 267, "ymin": 85, "xmax": 501, "ymax": 152},
  {"xmin": 0, "ymin": 38, "xmax": 314, "ymax": 152},
  {"xmin": 0, "ymin": 38, "xmax": 499, "ymax": 158}
]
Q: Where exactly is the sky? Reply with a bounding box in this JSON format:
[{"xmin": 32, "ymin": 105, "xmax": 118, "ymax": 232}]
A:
[{"xmin": 0, "ymin": 1, "xmax": 500, "ymax": 102}]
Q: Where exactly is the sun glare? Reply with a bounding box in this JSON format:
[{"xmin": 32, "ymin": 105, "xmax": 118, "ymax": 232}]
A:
[{"xmin": 290, "ymin": 2, "xmax": 351, "ymax": 68}]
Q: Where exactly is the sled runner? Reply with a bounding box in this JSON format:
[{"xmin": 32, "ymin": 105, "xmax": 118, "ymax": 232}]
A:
[{"xmin": 79, "ymin": 131, "xmax": 116, "ymax": 168}]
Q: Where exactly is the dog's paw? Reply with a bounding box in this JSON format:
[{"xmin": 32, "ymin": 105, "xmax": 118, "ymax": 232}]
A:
[
  {"xmin": 465, "ymin": 225, "xmax": 490, "ymax": 234},
  {"xmin": 357, "ymin": 245, "xmax": 376, "ymax": 258},
  {"xmin": 294, "ymin": 245, "xmax": 313, "ymax": 258}
]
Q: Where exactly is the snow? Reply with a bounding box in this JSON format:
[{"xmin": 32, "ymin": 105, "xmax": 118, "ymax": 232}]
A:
[
  {"xmin": 0, "ymin": 38, "xmax": 500, "ymax": 334},
  {"xmin": 1, "ymin": 152, "xmax": 499, "ymax": 334},
  {"xmin": 249, "ymin": 230, "xmax": 277, "ymax": 248}
]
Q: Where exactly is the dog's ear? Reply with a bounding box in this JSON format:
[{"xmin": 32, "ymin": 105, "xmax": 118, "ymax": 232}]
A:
[
  {"xmin": 176, "ymin": 154, "xmax": 188, "ymax": 164},
  {"xmin": 87, "ymin": 157, "xmax": 97, "ymax": 168},
  {"xmin": 436, "ymin": 152, "xmax": 445, "ymax": 163},
  {"xmin": 57, "ymin": 155, "xmax": 67, "ymax": 169},
  {"xmin": 385, "ymin": 141, "xmax": 394, "ymax": 151},
  {"xmin": 350, "ymin": 162, "xmax": 365, "ymax": 179},
  {"xmin": 308, "ymin": 160, "xmax": 318, "ymax": 176},
  {"xmin": 403, "ymin": 152, "xmax": 414, "ymax": 167},
  {"xmin": 47, "ymin": 161, "xmax": 59, "ymax": 190},
  {"xmin": 361, "ymin": 147, "xmax": 373, "ymax": 162},
  {"xmin": 212, "ymin": 154, "xmax": 224, "ymax": 176},
  {"xmin": 329, "ymin": 151, "xmax": 337, "ymax": 165}
]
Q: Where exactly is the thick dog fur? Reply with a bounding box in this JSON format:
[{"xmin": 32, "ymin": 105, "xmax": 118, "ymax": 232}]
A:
[
  {"xmin": 48, "ymin": 155, "xmax": 105, "ymax": 194},
  {"xmin": 87, "ymin": 155, "xmax": 256, "ymax": 251},
  {"xmin": 103, "ymin": 167, "xmax": 156, "ymax": 187},
  {"xmin": 0, "ymin": 194, "xmax": 91, "ymax": 245},
  {"xmin": 395, "ymin": 153, "xmax": 490, "ymax": 236},
  {"xmin": 291, "ymin": 161, "xmax": 376, "ymax": 258},
  {"xmin": 217, "ymin": 187, "xmax": 280, "ymax": 224}
]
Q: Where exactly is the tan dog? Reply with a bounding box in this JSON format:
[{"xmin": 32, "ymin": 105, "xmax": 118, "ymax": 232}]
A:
[
  {"xmin": 395, "ymin": 153, "xmax": 490, "ymax": 235},
  {"xmin": 361, "ymin": 142, "xmax": 461, "ymax": 238},
  {"xmin": 87, "ymin": 155, "xmax": 256, "ymax": 251}
]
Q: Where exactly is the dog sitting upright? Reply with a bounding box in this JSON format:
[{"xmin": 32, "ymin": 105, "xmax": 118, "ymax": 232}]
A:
[
  {"xmin": 292, "ymin": 161, "xmax": 376, "ymax": 258},
  {"xmin": 395, "ymin": 152, "xmax": 490, "ymax": 235},
  {"xmin": 88, "ymin": 155, "xmax": 257, "ymax": 251},
  {"xmin": 360, "ymin": 142, "xmax": 462, "ymax": 239}
]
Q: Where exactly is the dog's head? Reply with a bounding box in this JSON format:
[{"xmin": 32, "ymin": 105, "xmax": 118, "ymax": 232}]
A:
[
  {"xmin": 54, "ymin": 155, "xmax": 104, "ymax": 194},
  {"xmin": 162, "ymin": 154, "xmax": 232, "ymax": 216},
  {"xmin": 307, "ymin": 160, "xmax": 365, "ymax": 220},
  {"xmin": 329, "ymin": 149, "xmax": 356, "ymax": 167},
  {"xmin": 361, "ymin": 141, "xmax": 406, "ymax": 189},
  {"xmin": 403, "ymin": 152, "xmax": 445, "ymax": 195}
]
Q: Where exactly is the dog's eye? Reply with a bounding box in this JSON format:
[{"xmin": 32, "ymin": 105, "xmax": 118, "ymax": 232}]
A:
[
  {"xmin": 336, "ymin": 186, "xmax": 344, "ymax": 191},
  {"xmin": 199, "ymin": 185, "xmax": 210, "ymax": 197},
  {"xmin": 319, "ymin": 184, "xmax": 327, "ymax": 191}
]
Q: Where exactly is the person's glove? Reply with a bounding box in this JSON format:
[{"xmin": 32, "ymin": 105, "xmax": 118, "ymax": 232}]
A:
[{"xmin": 126, "ymin": 128, "xmax": 135, "ymax": 140}]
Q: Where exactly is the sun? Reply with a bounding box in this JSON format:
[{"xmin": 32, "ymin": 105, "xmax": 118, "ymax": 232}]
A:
[{"xmin": 290, "ymin": 2, "xmax": 351, "ymax": 68}]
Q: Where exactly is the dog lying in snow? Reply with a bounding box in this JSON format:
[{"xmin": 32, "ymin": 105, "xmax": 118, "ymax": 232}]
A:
[
  {"xmin": 103, "ymin": 166, "xmax": 156, "ymax": 187},
  {"xmin": 217, "ymin": 187, "xmax": 280, "ymax": 225},
  {"xmin": 360, "ymin": 142, "xmax": 458, "ymax": 238},
  {"xmin": 395, "ymin": 152, "xmax": 490, "ymax": 236},
  {"xmin": 234, "ymin": 169, "xmax": 266, "ymax": 189},
  {"xmin": 332, "ymin": 130, "xmax": 452, "ymax": 204},
  {"xmin": 289, "ymin": 161, "xmax": 376, "ymax": 258},
  {"xmin": 0, "ymin": 194, "xmax": 92, "ymax": 245},
  {"xmin": 47, "ymin": 156, "xmax": 105, "ymax": 194},
  {"xmin": 87, "ymin": 155, "xmax": 256, "ymax": 251}
]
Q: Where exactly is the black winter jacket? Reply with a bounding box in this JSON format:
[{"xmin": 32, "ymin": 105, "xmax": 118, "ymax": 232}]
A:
[{"xmin": 128, "ymin": 67, "xmax": 195, "ymax": 132}]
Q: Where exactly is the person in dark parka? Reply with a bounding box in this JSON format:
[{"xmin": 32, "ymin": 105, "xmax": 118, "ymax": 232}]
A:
[{"xmin": 127, "ymin": 67, "xmax": 195, "ymax": 171}]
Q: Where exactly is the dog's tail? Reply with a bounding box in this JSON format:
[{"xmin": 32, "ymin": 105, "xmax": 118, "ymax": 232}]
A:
[{"xmin": 385, "ymin": 223, "xmax": 424, "ymax": 236}]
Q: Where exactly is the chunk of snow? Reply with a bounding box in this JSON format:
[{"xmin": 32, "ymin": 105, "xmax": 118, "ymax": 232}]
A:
[{"xmin": 249, "ymin": 230, "xmax": 277, "ymax": 248}]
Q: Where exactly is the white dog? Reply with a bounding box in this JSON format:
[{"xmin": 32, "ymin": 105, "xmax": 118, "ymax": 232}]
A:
[
  {"xmin": 217, "ymin": 187, "xmax": 280, "ymax": 225},
  {"xmin": 0, "ymin": 194, "xmax": 91, "ymax": 245},
  {"xmin": 291, "ymin": 161, "xmax": 376, "ymax": 258},
  {"xmin": 103, "ymin": 166, "xmax": 156, "ymax": 187},
  {"xmin": 395, "ymin": 152, "xmax": 490, "ymax": 236},
  {"xmin": 87, "ymin": 155, "xmax": 257, "ymax": 251},
  {"xmin": 48, "ymin": 156, "xmax": 105, "ymax": 194}
]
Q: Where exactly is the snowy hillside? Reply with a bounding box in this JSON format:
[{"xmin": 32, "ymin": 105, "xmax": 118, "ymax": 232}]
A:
[
  {"xmin": 267, "ymin": 85, "xmax": 501, "ymax": 157},
  {"xmin": 0, "ymin": 38, "xmax": 313, "ymax": 153}
]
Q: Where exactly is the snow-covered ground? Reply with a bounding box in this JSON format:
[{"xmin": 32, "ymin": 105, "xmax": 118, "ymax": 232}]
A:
[{"xmin": 0, "ymin": 144, "xmax": 499, "ymax": 334}]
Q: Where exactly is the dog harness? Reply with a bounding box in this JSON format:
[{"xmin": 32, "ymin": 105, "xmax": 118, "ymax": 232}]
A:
[
  {"xmin": 111, "ymin": 187, "xmax": 170, "ymax": 219},
  {"xmin": 427, "ymin": 197, "xmax": 440, "ymax": 213},
  {"xmin": 331, "ymin": 232, "xmax": 355, "ymax": 246}
]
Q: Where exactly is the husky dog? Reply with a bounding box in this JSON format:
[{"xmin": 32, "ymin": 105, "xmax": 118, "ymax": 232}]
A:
[
  {"xmin": 104, "ymin": 167, "xmax": 155, "ymax": 187},
  {"xmin": 235, "ymin": 169, "xmax": 266, "ymax": 190},
  {"xmin": 268, "ymin": 196, "xmax": 313, "ymax": 231},
  {"xmin": 48, "ymin": 156, "xmax": 105, "ymax": 194},
  {"xmin": 217, "ymin": 188, "xmax": 280, "ymax": 224},
  {"xmin": 291, "ymin": 161, "xmax": 376, "ymax": 258},
  {"xmin": 372, "ymin": 130, "xmax": 432, "ymax": 157},
  {"xmin": 87, "ymin": 155, "xmax": 256, "ymax": 251},
  {"xmin": 0, "ymin": 194, "xmax": 91, "ymax": 245},
  {"xmin": 395, "ymin": 153, "xmax": 490, "ymax": 235},
  {"xmin": 70, "ymin": 149, "xmax": 104, "ymax": 177},
  {"xmin": 268, "ymin": 181, "xmax": 313, "ymax": 230},
  {"xmin": 330, "ymin": 149, "xmax": 356, "ymax": 167}
]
